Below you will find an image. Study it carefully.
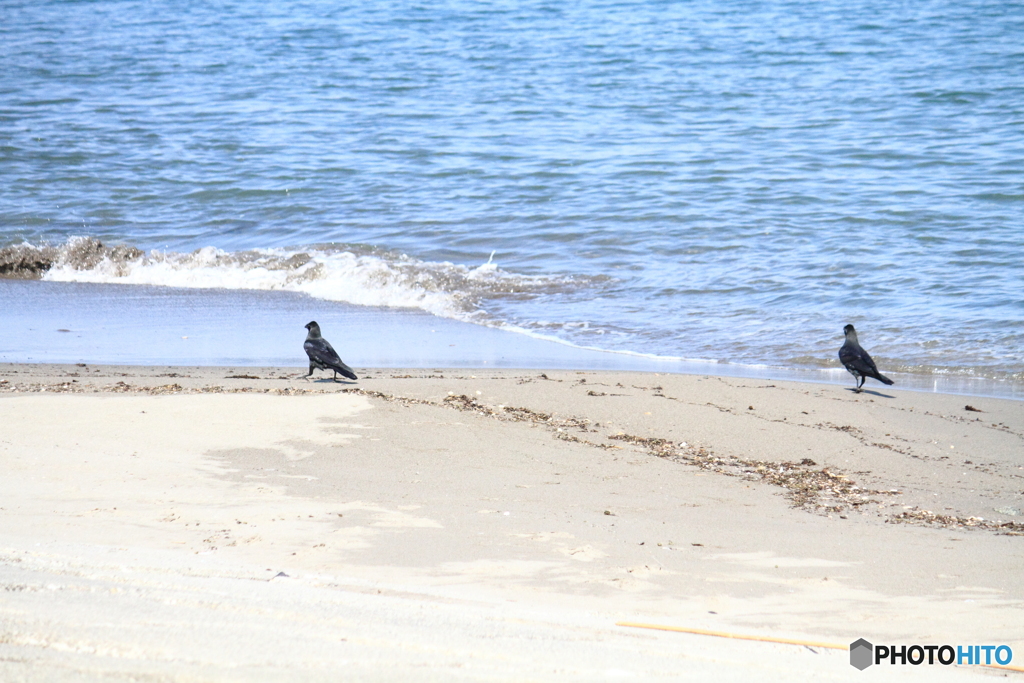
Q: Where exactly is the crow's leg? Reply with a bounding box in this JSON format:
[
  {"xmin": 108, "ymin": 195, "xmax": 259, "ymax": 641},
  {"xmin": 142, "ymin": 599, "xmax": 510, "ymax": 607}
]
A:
[
  {"xmin": 332, "ymin": 369, "xmax": 340, "ymax": 382},
  {"xmin": 304, "ymin": 364, "xmax": 316, "ymax": 380},
  {"xmin": 855, "ymin": 375, "xmax": 865, "ymax": 392}
]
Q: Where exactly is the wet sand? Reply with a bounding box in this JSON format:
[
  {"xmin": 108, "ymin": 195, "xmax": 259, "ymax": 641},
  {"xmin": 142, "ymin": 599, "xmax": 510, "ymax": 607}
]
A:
[{"xmin": 1, "ymin": 363, "xmax": 1022, "ymax": 681}]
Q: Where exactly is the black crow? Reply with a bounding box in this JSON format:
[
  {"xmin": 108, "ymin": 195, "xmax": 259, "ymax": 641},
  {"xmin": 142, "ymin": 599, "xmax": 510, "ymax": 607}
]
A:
[
  {"xmin": 839, "ymin": 324, "xmax": 893, "ymax": 392},
  {"xmin": 303, "ymin": 321, "xmax": 357, "ymax": 381}
]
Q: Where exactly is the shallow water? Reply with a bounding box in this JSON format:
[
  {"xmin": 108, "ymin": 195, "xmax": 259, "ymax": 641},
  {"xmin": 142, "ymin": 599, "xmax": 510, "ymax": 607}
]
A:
[
  {"xmin": 3, "ymin": 279, "xmax": 1019, "ymax": 400},
  {"xmin": 2, "ymin": 1, "xmax": 1022, "ymax": 388}
]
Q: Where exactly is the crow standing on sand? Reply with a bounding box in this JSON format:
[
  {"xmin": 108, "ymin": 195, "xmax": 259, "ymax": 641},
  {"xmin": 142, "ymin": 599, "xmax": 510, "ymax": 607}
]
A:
[
  {"xmin": 839, "ymin": 324, "xmax": 893, "ymax": 392},
  {"xmin": 303, "ymin": 321, "xmax": 357, "ymax": 381}
]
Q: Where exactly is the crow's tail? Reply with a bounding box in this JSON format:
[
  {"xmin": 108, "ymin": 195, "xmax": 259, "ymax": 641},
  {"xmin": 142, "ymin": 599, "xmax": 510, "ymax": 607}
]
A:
[
  {"xmin": 333, "ymin": 363, "xmax": 358, "ymax": 381},
  {"xmin": 875, "ymin": 372, "xmax": 894, "ymax": 386}
]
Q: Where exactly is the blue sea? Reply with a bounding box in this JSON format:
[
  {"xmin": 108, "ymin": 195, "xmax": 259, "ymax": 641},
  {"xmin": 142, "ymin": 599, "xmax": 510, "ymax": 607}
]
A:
[{"xmin": 2, "ymin": 0, "xmax": 1022, "ymax": 397}]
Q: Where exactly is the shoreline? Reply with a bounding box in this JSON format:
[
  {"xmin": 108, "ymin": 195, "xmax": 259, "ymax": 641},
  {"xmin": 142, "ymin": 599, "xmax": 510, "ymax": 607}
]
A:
[
  {"xmin": 2, "ymin": 363, "xmax": 1022, "ymax": 680},
  {"xmin": 3, "ymin": 278, "xmax": 1022, "ymax": 402}
]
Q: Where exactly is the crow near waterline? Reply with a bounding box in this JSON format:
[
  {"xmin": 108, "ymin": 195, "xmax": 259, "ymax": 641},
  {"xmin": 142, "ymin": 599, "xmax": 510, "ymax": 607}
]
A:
[
  {"xmin": 303, "ymin": 320, "xmax": 357, "ymax": 381},
  {"xmin": 839, "ymin": 324, "xmax": 893, "ymax": 392}
]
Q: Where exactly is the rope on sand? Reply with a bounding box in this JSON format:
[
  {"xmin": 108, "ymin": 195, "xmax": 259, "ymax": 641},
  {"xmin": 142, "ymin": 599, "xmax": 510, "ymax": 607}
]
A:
[
  {"xmin": 616, "ymin": 622, "xmax": 846, "ymax": 650},
  {"xmin": 615, "ymin": 622, "xmax": 1024, "ymax": 674}
]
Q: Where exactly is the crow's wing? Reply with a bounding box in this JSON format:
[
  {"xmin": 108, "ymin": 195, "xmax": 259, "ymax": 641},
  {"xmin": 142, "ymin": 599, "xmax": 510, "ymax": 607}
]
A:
[
  {"xmin": 305, "ymin": 337, "xmax": 343, "ymax": 365},
  {"xmin": 840, "ymin": 343, "xmax": 881, "ymax": 377}
]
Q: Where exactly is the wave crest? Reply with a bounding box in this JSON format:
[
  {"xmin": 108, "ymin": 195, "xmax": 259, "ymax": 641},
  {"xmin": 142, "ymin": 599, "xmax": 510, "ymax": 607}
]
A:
[
  {"xmin": 5, "ymin": 237, "xmax": 593, "ymax": 323},
  {"xmin": 0, "ymin": 237, "xmax": 144, "ymax": 279}
]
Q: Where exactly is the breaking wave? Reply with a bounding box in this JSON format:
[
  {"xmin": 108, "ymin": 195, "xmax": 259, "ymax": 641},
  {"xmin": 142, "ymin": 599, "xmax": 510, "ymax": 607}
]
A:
[{"xmin": 1, "ymin": 237, "xmax": 598, "ymax": 324}]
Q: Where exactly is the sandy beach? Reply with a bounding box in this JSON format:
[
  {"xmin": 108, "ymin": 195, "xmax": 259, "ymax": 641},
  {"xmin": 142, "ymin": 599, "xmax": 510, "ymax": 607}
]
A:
[{"xmin": 1, "ymin": 363, "xmax": 1022, "ymax": 681}]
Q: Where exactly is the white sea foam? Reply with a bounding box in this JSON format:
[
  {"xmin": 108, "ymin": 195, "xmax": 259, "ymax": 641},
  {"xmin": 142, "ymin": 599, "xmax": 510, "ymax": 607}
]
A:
[{"xmin": 37, "ymin": 238, "xmax": 579, "ymax": 325}]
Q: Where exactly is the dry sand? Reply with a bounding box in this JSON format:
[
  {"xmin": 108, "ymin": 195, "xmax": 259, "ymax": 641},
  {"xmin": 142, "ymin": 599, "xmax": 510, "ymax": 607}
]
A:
[{"xmin": 1, "ymin": 363, "xmax": 1022, "ymax": 681}]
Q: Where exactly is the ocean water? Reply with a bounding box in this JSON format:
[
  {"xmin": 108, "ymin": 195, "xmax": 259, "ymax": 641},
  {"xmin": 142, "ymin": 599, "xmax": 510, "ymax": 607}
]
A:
[{"xmin": 2, "ymin": 0, "xmax": 1022, "ymax": 395}]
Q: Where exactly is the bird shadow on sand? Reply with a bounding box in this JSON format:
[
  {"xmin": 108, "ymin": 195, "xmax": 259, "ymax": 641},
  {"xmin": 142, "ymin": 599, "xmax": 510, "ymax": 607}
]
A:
[
  {"xmin": 846, "ymin": 388, "xmax": 896, "ymax": 399},
  {"xmin": 309, "ymin": 378, "xmax": 358, "ymax": 385}
]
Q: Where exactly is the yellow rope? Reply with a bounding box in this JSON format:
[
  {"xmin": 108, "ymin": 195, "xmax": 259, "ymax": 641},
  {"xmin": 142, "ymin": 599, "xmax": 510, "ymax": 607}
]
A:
[
  {"xmin": 615, "ymin": 622, "xmax": 1024, "ymax": 674},
  {"xmin": 615, "ymin": 622, "xmax": 846, "ymax": 650}
]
